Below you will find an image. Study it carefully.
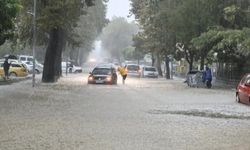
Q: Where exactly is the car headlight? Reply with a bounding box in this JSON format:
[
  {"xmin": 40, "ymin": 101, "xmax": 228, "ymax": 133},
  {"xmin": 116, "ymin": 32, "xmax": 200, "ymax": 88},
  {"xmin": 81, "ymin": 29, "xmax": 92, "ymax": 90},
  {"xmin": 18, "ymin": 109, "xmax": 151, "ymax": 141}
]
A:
[
  {"xmin": 106, "ymin": 76, "xmax": 112, "ymax": 81},
  {"xmin": 88, "ymin": 76, "xmax": 94, "ymax": 81}
]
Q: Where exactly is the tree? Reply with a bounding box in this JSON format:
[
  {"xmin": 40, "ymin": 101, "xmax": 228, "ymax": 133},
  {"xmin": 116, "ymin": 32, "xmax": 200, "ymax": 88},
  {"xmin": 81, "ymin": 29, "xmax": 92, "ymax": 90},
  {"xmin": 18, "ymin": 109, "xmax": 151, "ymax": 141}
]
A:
[
  {"xmin": 41, "ymin": 0, "xmax": 96, "ymax": 82},
  {"xmin": 0, "ymin": 0, "xmax": 21, "ymax": 46},
  {"xmin": 131, "ymin": 0, "xmax": 182, "ymax": 77},
  {"xmin": 20, "ymin": 0, "xmax": 105, "ymax": 83},
  {"xmin": 191, "ymin": 2, "xmax": 250, "ymax": 70},
  {"xmin": 131, "ymin": 0, "xmax": 250, "ymax": 74},
  {"xmin": 122, "ymin": 46, "xmax": 136, "ymax": 60}
]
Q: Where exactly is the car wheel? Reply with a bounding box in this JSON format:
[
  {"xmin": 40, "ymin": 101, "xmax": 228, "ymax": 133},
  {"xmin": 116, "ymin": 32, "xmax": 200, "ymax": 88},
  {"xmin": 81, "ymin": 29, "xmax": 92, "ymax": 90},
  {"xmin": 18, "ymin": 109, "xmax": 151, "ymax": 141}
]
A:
[
  {"xmin": 236, "ymin": 93, "xmax": 241, "ymax": 103},
  {"xmin": 9, "ymin": 72, "xmax": 17, "ymax": 78}
]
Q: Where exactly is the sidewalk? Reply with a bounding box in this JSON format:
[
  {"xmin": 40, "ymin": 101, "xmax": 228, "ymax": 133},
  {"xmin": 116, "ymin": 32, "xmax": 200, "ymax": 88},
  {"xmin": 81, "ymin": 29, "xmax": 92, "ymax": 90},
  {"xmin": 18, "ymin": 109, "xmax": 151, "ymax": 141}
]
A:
[
  {"xmin": 0, "ymin": 75, "xmax": 32, "ymax": 85},
  {"xmin": 173, "ymin": 75, "xmax": 237, "ymax": 90}
]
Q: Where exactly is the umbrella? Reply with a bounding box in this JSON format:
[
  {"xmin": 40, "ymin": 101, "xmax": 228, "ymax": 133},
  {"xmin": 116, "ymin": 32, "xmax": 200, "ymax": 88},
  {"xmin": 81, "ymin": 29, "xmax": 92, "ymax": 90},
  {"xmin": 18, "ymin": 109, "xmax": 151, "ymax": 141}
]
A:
[{"xmin": 4, "ymin": 54, "xmax": 18, "ymax": 59}]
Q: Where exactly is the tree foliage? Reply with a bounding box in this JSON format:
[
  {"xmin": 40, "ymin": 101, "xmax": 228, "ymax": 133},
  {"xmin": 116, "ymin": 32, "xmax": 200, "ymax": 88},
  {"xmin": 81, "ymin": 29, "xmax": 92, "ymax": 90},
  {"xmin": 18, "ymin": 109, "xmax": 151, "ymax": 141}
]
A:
[
  {"xmin": 65, "ymin": 0, "xmax": 108, "ymax": 65},
  {"xmin": 130, "ymin": 0, "xmax": 250, "ymax": 74},
  {"xmin": 0, "ymin": 0, "xmax": 21, "ymax": 46},
  {"xmin": 101, "ymin": 17, "xmax": 139, "ymax": 61},
  {"xmin": 17, "ymin": 0, "xmax": 107, "ymax": 83}
]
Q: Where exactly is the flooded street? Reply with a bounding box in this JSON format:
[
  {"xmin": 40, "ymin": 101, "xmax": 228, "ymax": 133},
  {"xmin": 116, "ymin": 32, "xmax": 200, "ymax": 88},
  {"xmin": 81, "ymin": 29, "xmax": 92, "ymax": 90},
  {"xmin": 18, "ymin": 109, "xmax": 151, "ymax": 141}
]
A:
[{"xmin": 0, "ymin": 74, "xmax": 250, "ymax": 150}]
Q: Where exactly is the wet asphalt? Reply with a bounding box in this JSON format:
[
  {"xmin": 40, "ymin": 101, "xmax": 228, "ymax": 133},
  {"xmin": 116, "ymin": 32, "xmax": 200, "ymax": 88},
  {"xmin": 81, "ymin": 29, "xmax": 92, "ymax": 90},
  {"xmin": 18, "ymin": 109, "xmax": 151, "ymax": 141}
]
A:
[{"xmin": 0, "ymin": 74, "xmax": 249, "ymax": 150}]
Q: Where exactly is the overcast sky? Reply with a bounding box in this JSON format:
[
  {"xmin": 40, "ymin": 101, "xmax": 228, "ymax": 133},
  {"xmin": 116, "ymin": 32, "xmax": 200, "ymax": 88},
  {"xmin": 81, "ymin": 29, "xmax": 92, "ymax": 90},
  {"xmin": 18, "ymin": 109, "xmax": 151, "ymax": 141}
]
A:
[{"xmin": 106, "ymin": 0, "xmax": 135, "ymax": 21}]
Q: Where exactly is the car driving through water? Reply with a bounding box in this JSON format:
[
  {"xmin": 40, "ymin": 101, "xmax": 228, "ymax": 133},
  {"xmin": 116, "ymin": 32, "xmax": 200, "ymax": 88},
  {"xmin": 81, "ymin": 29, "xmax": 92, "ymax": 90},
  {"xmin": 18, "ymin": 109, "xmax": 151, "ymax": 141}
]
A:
[{"xmin": 88, "ymin": 65, "xmax": 117, "ymax": 85}]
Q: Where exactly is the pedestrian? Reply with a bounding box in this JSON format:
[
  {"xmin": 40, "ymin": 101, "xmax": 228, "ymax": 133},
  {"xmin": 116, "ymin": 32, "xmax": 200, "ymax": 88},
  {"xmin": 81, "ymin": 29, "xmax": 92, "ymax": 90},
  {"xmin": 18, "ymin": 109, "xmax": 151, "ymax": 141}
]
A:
[
  {"xmin": 202, "ymin": 66, "xmax": 212, "ymax": 88},
  {"xmin": 118, "ymin": 65, "xmax": 128, "ymax": 84},
  {"xmin": 3, "ymin": 58, "xmax": 10, "ymax": 80}
]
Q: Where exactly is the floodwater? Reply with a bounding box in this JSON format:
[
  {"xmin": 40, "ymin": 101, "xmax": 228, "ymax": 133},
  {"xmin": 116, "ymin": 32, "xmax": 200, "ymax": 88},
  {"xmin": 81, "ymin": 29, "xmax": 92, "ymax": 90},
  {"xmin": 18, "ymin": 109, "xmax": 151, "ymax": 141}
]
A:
[{"xmin": 0, "ymin": 74, "xmax": 249, "ymax": 150}]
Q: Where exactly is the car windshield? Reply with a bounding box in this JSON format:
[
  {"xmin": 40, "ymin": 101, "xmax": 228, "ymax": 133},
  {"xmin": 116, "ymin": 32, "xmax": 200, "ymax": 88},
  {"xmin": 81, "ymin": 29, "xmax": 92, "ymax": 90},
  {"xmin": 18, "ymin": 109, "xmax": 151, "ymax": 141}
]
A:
[
  {"xmin": 27, "ymin": 58, "xmax": 33, "ymax": 62},
  {"xmin": 145, "ymin": 67, "xmax": 156, "ymax": 72},
  {"xmin": 127, "ymin": 65, "xmax": 139, "ymax": 71},
  {"xmin": 92, "ymin": 68, "xmax": 111, "ymax": 75}
]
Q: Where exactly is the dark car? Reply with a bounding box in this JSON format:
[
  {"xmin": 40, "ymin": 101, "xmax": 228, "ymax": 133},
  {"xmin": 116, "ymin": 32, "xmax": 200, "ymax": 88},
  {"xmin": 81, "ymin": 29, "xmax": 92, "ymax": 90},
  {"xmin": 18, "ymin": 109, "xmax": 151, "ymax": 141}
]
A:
[
  {"xmin": 236, "ymin": 73, "xmax": 250, "ymax": 105},
  {"xmin": 88, "ymin": 66, "xmax": 117, "ymax": 85}
]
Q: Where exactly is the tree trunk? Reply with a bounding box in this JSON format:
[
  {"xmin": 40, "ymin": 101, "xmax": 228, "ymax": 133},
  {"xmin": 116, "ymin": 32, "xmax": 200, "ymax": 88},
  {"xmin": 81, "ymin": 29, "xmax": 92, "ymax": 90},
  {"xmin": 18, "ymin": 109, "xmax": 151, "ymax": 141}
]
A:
[
  {"xmin": 76, "ymin": 48, "xmax": 80, "ymax": 65},
  {"xmin": 200, "ymin": 54, "xmax": 205, "ymax": 71},
  {"xmin": 79, "ymin": 48, "xmax": 84, "ymax": 65},
  {"xmin": 189, "ymin": 55, "xmax": 194, "ymax": 71},
  {"xmin": 42, "ymin": 27, "xmax": 65, "ymax": 83},
  {"xmin": 156, "ymin": 52, "xmax": 163, "ymax": 77},
  {"xmin": 151, "ymin": 52, "xmax": 155, "ymax": 67},
  {"xmin": 165, "ymin": 55, "xmax": 171, "ymax": 79}
]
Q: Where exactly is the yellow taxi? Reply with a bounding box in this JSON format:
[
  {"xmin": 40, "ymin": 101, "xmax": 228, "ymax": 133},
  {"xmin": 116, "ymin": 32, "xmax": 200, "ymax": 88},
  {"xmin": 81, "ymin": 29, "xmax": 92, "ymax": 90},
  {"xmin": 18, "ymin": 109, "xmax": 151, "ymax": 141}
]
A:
[{"xmin": 0, "ymin": 61, "xmax": 28, "ymax": 77}]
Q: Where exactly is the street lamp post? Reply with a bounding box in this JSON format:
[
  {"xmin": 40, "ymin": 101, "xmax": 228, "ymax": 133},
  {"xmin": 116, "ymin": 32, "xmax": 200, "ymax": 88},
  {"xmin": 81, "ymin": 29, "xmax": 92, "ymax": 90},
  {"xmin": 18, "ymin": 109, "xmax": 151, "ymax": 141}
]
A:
[{"xmin": 32, "ymin": 0, "xmax": 37, "ymax": 87}]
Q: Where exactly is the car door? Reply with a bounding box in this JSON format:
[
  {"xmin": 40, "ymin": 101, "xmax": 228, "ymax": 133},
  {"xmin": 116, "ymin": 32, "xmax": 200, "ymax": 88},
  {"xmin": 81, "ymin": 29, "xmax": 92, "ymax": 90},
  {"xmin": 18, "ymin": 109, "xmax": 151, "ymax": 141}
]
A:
[
  {"xmin": 239, "ymin": 76, "xmax": 250, "ymax": 103},
  {"xmin": 244, "ymin": 77, "xmax": 250, "ymax": 104}
]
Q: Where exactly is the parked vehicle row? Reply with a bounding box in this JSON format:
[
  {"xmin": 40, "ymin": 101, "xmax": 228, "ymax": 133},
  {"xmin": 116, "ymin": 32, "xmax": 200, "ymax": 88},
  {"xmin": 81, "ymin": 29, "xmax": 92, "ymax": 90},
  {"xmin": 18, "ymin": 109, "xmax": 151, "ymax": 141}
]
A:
[
  {"xmin": 1, "ymin": 55, "xmax": 44, "ymax": 76},
  {"xmin": 125, "ymin": 64, "xmax": 159, "ymax": 78},
  {"xmin": 19, "ymin": 55, "xmax": 44, "ymax": 74},
  {"xmin": 0, "ymin": 60, "xmax": 28, "ymax": 77},
  {"xmin": 87, "ymin": 63, "xmax": 159, "ymax": 85}
]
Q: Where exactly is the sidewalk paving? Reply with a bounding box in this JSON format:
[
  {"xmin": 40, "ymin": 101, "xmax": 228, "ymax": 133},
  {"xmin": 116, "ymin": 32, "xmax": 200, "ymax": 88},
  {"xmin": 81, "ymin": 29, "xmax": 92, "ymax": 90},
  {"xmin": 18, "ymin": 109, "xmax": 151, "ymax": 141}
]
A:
[
  {"xmin": 0, "ymin": 75, "xmax": 32, "ymax": 85},
  {"xmin": 173, "ymin": 76, "xmax": 237, "ymax": 90}
]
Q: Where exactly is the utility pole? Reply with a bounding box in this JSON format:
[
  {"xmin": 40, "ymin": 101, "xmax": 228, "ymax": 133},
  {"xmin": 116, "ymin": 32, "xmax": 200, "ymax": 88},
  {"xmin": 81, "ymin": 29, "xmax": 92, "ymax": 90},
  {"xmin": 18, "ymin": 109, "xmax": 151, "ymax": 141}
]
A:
[{"xmin": 32, "ymin": 0, "xmax": 37, "ymax": 87}]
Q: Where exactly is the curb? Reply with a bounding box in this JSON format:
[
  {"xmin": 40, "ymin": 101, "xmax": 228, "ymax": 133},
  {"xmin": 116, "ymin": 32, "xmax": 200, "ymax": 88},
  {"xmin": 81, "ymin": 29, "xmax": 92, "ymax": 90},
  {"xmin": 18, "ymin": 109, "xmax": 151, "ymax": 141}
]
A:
[{"xmin": 0, "ymin": 76, "xmax": 32, "ymax": 85}]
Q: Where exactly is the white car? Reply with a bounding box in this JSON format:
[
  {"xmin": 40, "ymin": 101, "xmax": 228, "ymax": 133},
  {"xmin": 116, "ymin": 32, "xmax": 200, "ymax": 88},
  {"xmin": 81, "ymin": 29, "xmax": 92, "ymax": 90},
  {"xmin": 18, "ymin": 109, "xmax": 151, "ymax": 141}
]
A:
[
  {"xmin": 23, "ymin": 61, "xmax": 43, "ymax": 74},
  {"xmin": 18, "ymin": 55, "xmax": 44, "ymax": 74},
  {"xmin": 141, "ymin": 66, "xmax": 158, "ymax": 78},
  {"xmin": 62, "ymin": 62, "xmax": 82, "ymax": 73}
]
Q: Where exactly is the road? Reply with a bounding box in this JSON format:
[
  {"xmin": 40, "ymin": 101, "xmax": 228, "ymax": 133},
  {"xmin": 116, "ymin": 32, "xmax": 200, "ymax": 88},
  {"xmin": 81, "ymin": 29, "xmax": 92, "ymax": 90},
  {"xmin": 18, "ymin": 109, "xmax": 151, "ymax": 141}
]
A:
[{"xmin": 0, "ymin": 74, "xmax": 250, "ymax": 150}]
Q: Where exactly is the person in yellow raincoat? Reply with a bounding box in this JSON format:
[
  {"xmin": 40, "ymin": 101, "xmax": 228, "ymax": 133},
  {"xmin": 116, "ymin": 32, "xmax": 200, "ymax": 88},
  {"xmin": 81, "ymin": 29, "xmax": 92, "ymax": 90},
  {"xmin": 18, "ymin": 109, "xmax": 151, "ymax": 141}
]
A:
[{"xmin": 118, "ymin": 65, "xmax": 127, "ymax": 84}]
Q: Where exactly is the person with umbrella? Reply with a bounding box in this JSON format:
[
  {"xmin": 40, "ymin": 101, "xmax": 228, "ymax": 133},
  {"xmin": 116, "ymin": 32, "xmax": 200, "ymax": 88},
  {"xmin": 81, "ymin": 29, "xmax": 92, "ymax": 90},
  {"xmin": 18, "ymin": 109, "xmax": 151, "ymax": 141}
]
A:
[
  {"xmin": 3, "ymin": 58, "xmax": 10, "ymax": 80},
  {"xmin": 4, "ymin": 54, "xmax": 17, "ymax": 60}
]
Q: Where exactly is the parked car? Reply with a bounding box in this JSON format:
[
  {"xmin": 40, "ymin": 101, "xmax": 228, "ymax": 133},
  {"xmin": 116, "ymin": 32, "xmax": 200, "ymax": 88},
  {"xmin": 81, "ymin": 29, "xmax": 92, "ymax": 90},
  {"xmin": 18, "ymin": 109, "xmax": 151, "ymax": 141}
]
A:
[
  {"xmin": 0, "ymin": 61, "xmax": 28, "ymax": 77},
  {"xmin": 141, "ymin": 66, "xmax": 158, "ymax": 78},
  {"xmin": 88, "ymin": 66, "xmax": 117, "ymax": 85},
  {"xmin": 126, "ymin": 64, "xmax": 141, "ymax": 78},
  {"xmin": 236, "ymin": 74, "xmax": 250, "ymax": 105},
  {"xmin": 18, "ymin": 55, "xmax": 44, "ymax": 73},
  {"xmin": 23, "ymin": 61, "xmax": 43, "ymax": 74},
  {"xmin": 61, "ymin": 62, "xmax": 82, "ymax": 73}
]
